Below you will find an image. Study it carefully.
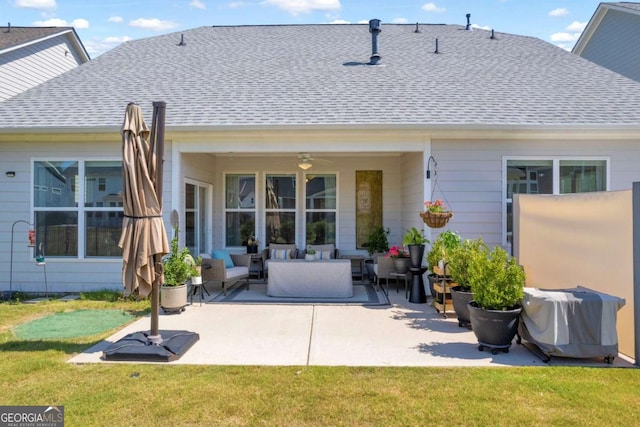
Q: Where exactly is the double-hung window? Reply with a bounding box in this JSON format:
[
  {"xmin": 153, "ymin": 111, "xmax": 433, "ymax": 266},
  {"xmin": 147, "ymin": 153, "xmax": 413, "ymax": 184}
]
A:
[
  {"xmin": 305, "ymin": 174, "xmax": 337, "ymax": 245},
  {"xmin": 265, "ymin": 174, "xmax": 296, "ymax": 245},
  {"xmin": 33, "ymin": 160, "xmax": 124, "ymax": 258},
  {"xmin": 225, "ymin": 174, "xmax": 256, "ymax": 247},
  {"xmin": 505, "ymin": 157, "xmax": 608, "ymax": 245}
]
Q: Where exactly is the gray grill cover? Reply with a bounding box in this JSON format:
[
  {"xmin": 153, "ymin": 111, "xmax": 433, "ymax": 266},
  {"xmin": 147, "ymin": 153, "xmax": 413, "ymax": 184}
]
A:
[{"xmin": 519, "ymin": 287, "xmax": 625, "ymax": 359}]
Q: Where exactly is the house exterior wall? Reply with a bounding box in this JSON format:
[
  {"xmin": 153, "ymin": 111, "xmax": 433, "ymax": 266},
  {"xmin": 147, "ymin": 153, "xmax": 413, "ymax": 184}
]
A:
[
  {"xmin": 0, "ymin": 34, "xmax": 85, "ymax": 101},
  {"xmin": 578, "ymin": 9, "xmax": 640, "ymax": 83},
  {"xmin": 431, "ymin": 137, "xmax": 640, "ymax": 248},
  {"xmin": 2, "ymin": 131, "xmax": 640, "ymax": 294}
]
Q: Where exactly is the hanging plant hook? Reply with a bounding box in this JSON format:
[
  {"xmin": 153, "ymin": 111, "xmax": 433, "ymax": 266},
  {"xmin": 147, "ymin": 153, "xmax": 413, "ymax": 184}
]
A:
[{"xmin": 426, "ymin": 155, "xmax": 437, "ymax": 179}]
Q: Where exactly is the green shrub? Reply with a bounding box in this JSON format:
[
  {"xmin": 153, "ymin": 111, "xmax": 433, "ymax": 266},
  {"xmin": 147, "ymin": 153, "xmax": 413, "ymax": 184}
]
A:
[
  {"xmin": 448, "ymin": 238, "xmax": 488, "ymax": 291},
  {"xmin": 468, "ymin": 245, "xmax": 525, "ymax": 310},
  {"xmin": 426, "ymin": 230, "xmax": 461, "ymax": 270}
]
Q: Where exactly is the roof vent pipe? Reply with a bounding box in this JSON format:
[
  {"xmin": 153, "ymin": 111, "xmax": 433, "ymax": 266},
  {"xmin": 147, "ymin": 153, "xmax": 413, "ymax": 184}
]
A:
[
  {"xmin": 369, "ymin": 19, "xmax": 382, "ymax": 65},
  {"xmin": 465, "ymin": 13, "xmax": 472, "ymax": 30},
  {"xmin": 490, "ymin": 29, "xmax": 495, "ymax": 39},
  {"xmin": 178, "ymin": 33, "xmax": 186, "ymax": 46},
  {"xmin": 434, "ymin": 38, "xmax": 439, "ymax": 54},
  {"xmin": 7, "ymin": 22, "xmax": 10, "ymax": 33},
  {"xmin": 414, "ymin": 22, "xmax": 421, "ymax": 33}
]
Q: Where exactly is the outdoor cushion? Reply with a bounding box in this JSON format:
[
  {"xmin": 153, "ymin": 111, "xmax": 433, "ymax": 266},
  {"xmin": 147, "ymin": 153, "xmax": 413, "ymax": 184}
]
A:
[
  {"xmin": 307, "ymin": 244, "xmax": 335, "ymax": 259},
  {"xmin": 316, "ymin": 250, "xmax": 333, "ymax": 260},
  {"xmin": 212, "ymin": 249, "xmax": 234, "ymax": 268},
  {"xmin": 270, "ymin": 248, "xmax": 291, "ymax": 260}
]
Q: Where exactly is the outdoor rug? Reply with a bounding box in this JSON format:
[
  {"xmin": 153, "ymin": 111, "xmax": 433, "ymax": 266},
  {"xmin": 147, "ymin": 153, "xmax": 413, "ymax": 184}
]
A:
[
  {"xmin": 206, "ymin": 282, "xmax": 389, "ymax": 305},
  {"xmin": 13, "ymin": 309, "xmax": 136, "ymax": 340}
]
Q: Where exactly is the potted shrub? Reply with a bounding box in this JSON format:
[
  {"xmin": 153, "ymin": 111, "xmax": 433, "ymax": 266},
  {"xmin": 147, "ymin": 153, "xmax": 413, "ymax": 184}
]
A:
[
  {"xmin": 426, "ymin": 230, "xmax": 461, "ymax": 299},
  {"xmin": 467, "ymin": 245, "xmax": 526, "ymax": 354},
  {"xmin": 161, "ymin": 226, "xmax": 197, "ymax": 313},
  {"xmin": 448, "ymin": 238, "xmax": 487, "ymax": 328},
  {"xmin": 364, "ymin": 226, "xmax": 389, "ymax": 281}
]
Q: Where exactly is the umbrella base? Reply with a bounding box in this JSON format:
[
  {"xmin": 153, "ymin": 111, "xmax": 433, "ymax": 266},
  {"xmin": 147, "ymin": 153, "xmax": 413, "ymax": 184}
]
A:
[{"xmin": 102, "ymin": 330, "xmax": 199, "ymax": 362}]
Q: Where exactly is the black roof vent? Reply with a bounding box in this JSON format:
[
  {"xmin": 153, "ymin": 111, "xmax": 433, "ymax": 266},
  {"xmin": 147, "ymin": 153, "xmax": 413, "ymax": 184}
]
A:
[
  {"xmin": 414, "ymin": 22, "xmax": 421, "ymax": 33},
  {"xmin": 178, "ymin": 34, "xmax": 186, "ymax": 46},
  {"xmin": 465, "ymin": 13, "xmax": 472, "ymax": 31},
  {"xmin": 368, "ymin": 19, "xmax": 382, "ymax": 65}
]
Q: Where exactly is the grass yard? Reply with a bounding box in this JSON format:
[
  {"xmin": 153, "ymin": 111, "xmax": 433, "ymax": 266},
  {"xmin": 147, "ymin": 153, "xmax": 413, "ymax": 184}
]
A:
[{"xmin": 1, "ymin": 293, "xmax": 639, "ymax": 426}]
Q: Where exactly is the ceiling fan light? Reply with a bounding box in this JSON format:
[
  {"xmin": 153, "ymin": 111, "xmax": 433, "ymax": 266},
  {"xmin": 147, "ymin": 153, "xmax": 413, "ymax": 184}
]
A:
[{"xmin": 298, "ymin": 161, "xmax": 312, "ymax": 170}]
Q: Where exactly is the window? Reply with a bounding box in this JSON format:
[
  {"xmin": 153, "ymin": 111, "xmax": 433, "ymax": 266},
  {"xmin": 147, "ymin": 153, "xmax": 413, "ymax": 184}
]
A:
[
  {"xmin": 305, "ymin": 174, "xmax": 337, "ymax": 245},
  {"xmin": 505, "ymin": 158, "xmax": 607, "ymax": 245},
  {"xmin": 225, "ymin": 174, "xmax": 256, "ymax": 247},
  {"xmin": 34, "ymin": 160, "xmax": 123, "ymax": 258},
  {"xmin": 265, "ymin": 174, "xmax": 296, "ymax": 245}
]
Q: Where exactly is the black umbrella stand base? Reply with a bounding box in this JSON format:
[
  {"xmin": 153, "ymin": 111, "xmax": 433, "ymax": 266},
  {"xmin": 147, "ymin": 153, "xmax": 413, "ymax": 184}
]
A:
[{"xmin": 102, "ymin": 330, "xmax": 199, "ymax": 362}]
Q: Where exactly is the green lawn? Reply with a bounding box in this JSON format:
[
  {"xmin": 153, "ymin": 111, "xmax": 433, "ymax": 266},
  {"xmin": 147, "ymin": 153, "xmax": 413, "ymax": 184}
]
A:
[{"xmin": 1, "ymin": 294, "xmax": 639, "ymax": 426}]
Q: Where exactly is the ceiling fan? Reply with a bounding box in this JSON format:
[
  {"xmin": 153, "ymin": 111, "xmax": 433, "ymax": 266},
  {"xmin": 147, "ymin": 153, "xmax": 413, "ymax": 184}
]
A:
[{"xmin": 297, "ymin": 153, "xmax": 315, "ymax": 170}]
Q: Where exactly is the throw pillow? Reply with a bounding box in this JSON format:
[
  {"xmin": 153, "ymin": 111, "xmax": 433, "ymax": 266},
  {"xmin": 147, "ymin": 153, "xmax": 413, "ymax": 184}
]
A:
[
  {"xmin": 270, "ymin": 249, "xmax": 291, "ymax": 260},
  {"xmin": 211, "ymin": 249, "xmax": 234, "ymax": 268},
  {"xmin": 316, "ymin": 250, "xmax": 333, "ymax": 260}
]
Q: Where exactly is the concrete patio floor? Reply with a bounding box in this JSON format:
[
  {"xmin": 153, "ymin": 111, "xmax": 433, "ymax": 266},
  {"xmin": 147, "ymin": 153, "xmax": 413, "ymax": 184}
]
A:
[{"xmin": 69, "ymin": 281, "xmax": 635, "ymax": 368}]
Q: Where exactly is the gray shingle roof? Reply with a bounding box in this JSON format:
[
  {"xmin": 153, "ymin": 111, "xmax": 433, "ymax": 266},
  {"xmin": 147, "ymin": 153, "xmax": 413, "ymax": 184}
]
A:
[
  {"xmin": 2, "ymin": 23, "xmax": 640, "ymax": 130},
  {"xmin": 0, "ymin": 26, "xmax": 74, "ymax": 51}
]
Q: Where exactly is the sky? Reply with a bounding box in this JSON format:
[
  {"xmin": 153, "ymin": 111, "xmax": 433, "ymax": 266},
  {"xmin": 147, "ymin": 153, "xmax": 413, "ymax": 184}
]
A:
[{"xmin": 2, "ymin": 0, "xmax": 606, "ymax": 58}]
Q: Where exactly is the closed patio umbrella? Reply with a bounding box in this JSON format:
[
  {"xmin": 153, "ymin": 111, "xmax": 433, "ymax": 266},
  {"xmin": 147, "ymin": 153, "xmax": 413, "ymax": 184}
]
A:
[{"xmin": 119, "ymin": 102, "xmax": 169, "ymax": 342}]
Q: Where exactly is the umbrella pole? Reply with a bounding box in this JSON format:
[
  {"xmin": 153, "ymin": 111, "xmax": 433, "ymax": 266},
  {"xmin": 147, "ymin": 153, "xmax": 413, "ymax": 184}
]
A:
[{"xmin": 148, "ymin": 101, "xmax": 167, "ymax": 344}]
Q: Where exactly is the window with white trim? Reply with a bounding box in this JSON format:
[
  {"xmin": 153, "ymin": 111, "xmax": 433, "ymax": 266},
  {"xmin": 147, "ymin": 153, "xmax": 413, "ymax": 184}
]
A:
[
  {"xmin": 225, "ymin": 174, "xmax": 256, "ymax": 247},
  {"xmin": 33, "ymin": 160, "xmax": 123, "ymax": 258},
  {"xmin": 305, "ymin": 173, "xmax": 337, "ymax": 245},
  {"xmin": 265, "ymin": 174, "xmax": 296, "ymax": 245},
  {"xmin": 505, "ymin": 157, "xmax": 608, "ymax": 245}
]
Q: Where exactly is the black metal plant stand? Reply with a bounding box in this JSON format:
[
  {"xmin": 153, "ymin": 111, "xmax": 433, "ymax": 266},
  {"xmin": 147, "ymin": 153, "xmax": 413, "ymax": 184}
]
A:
[{"xmin": 408, "ymin": 244, "xmax": 427, "ymax": 304}]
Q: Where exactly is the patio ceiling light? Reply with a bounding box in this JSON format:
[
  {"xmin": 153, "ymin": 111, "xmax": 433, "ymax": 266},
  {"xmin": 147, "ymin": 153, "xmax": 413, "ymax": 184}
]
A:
[{"xmin": 298, "ymin": 160, "xmax": 312, "ymax": 170}]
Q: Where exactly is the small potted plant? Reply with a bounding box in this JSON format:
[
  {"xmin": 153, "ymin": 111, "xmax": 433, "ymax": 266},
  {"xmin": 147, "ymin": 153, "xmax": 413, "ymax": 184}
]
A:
[
  {"xmin": 401, "ymin": 226, "xmax": 429, "ymax": 269},
  {"xmin": 245, "ymin": 235, "xmax": 259, "ymax": 254},
  {"xmin": 467, "ymin": 245, "xmax": 526, "ymax": 353},
  {"xmin": 386, "ymin": 245, "xmax": 410, "ymax": 273},
  {"xmin": 305, "ymin": 246, "xmax": 317, "ymax": 261},
  {"xmin": 161, "ymin": 226, "xmax": 197, "ymax": 313},
  {"xmin": 191, "ymin": 255, "xmax": 203, "ymax": 285}
]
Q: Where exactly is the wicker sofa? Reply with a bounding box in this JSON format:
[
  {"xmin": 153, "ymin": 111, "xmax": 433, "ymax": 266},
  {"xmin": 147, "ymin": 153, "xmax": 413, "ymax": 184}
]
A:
[{"xmin": 200, "ymin": 252, "xmax": 251, "ymax": 295}]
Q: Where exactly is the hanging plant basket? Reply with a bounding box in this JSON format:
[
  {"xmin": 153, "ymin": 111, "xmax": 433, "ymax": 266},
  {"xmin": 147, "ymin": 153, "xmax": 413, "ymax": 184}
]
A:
[{"xmin": 420, "ymin": 211, "xmax": 453, "ymax": 228}]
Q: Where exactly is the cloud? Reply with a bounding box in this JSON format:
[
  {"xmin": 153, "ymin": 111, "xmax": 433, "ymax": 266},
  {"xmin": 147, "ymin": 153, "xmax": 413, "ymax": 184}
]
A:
[
  {"xmin": 391, "ymin": 18, "xmax": 408, "ymax": 24},
  {"xmin": 103, "ymin": 35, "xmax": 132, "ymax": 43},
  {"xmin": 422, "ymin": 2, "xmax": 445, "ymax": 13},
  {"xmin": 329, "ymin": 19, "xmax": 350, "ymax": 24},
  {"xmin": 261, "ymin": 0, "xmax": 341, "ymax": 15},
  {"xmin": 16, "ymin": 0, "xmax": 56, "ymax": 9},
  {"xmin": 108, "ymin": 16, "xmax": 123, "ymax": 24},
  {"xmin": 566, "ymin": 20, "xmax": 587, "ymax": 32},
  {"xmin": 190, "ymin": 0, "xmax": 206, "ymax": 10},
  {"xmin": 129, "ymin": 18, "xmax": 178, "ymax": 31},
  {"xmin": 549, "ymin": 8, "xmax": 569, "ymax": 17},
  {"xmin": 32, "ymin": 17, "xmax": 88, "ymax": 28},
  {"xmin": 550, "ymin": 32, "xmax": 580, "ymax": 42},
  {"xmin": 229, "ymin": 1, "xmax": 246, "ymax": 8},
  {"xmin": 471, "ymin": 24, "xmax": 491, "ymax": 31}
]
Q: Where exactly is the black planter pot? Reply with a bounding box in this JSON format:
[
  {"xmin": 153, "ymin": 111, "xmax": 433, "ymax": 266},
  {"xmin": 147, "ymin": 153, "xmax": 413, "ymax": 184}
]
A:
[
  {"xmin": 450, "ymin": 286, "xmax": 474, "ymax": 328},
  {"xmin": 408, "ymin": 244, "xmax": 425, "ymax": 268},
  {"xmin": 427, "ymin": 273, "xmax": 438, "ymax": 298},
  {"xmin": 468, "ymin": 301, "xmax": 522, "ymax": 354},
  {"xmin": 246, "ymin": 245, "xmax": 258, "ymax": 254}
]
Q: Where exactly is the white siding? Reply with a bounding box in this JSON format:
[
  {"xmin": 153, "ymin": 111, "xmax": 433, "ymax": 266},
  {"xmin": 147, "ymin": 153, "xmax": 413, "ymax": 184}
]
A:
[
  {"xmin": 431, "ymin": 138, "xmax": 640, "ymax": 248},
  {"xmin": 0, "ymin": 35, "xmax": 84, "ymax": 101}
]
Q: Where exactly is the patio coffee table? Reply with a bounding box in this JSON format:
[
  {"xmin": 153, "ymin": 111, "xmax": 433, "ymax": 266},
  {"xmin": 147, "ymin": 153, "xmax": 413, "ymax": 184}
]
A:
[{"xmin": 267, "ymin": 259, "xmax": 353, "ymax": 298}]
